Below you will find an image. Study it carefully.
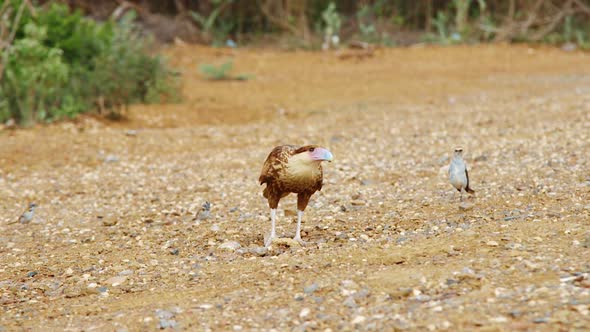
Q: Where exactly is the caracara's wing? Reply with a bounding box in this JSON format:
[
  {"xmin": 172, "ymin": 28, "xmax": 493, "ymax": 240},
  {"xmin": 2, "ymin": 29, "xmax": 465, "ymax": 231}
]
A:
[
  {"xmin": 465, "ymin": 168, "xmax": 475, "ymax": 193},
  {"xmin": 259, "ymin": 145, "xmax": 296, "ymax": 185}
]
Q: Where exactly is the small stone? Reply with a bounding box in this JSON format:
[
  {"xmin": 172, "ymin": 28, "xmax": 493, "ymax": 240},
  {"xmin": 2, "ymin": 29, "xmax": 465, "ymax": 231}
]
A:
[
  {"xmin": 218, "ymin": 241, "xmax": 241, "ymax": 251},
  {"xmin": 105, "ymin": 276, "xmax": 128, "ymax": 287},
  {"xmin": 211, "ymin": 224, "xmax": 220, "ymax": 232},
  {"xmin": 250, "ymin": 247, "xmax": 268, "ymax": 257},
  {"xmin": 269, "ymin": 238, "xmax": 301, "ymax": 248},
  {"xmin": 343, "ymin": 296, "xmax": 357, "ymax": 308},
  {"xmin": 170, "ymin": 248, "xmax": 180, "ymax": 255},
  {"xmin": 118, "ymin": 270, "xmax": 133, "ymax": 276},
  {"xmin": 125, "ymin": 130, "xmax": 138, "ymax": 136},
  {"xmin": 104, "ymin": 155, "xmax": 119, "ymax": 163},
  {"xmin": 304, "ymin": 283, "xmax": 319, "ymax": 294},
  {"xmin": 159, "ymin": 319, "xmax": 177, "ymax": 329},
  {"xmin": 27, "ymin": 271, "xmax": 38, "ymax": 278},
  {"xmin": 65, "ymin": 267, "xmax": 74, "ymax": 276},
  {"xmin": 351, "ymin": 200, "xmax": 366, "ymax": 206},
  {"xmin": 299, "ymin": 308, "xmax": 311, "ymax": 319},
  {"xmin": 198, "ymin": 304, "xmax": 213, "ymax": 310},
  {"xmin": 97, "ymin": 286, "xmax": 108, "ymax": 293},
  {"xmin": 351, "ymin": 316, "xmax": 366, "ymax": 325},
  {"xmin": 486, "ymin": 240, "xmax": 499, "ymax": 247},
  {"xmin": 459, "ymin": 202, "xmax": 474, "ymax": 211},
  {"xmin": 102, "ymin": 218, "xmax": 117, "ymax": 226},
  {"xmin": 533, "ymin": 317, "xmax": 549, "ymax": 324}
]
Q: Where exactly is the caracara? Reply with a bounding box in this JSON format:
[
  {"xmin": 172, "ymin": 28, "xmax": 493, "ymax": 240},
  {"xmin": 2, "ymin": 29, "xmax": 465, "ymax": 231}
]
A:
[
  {"xmin": 259, "ymin": 145, "xmax": 333, "ymax": 246},
  {"xmin": 449, "ymin": 148, "xmax": 475, "ymax": 201}
]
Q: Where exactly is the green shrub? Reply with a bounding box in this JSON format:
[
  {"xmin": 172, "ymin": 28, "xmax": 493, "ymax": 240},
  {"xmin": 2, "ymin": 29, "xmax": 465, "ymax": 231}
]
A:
[
  {"xmin": 199, "ymin": 60, "xmax": 252, "ymax": 81},
  {"xmin": 0, "ymin": 1, "xmax": 180, "ymax": 125}
]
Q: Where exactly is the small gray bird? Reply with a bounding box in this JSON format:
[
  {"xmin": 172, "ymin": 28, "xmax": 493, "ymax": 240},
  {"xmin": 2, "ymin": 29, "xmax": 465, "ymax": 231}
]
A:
[
  {"xmin": 449, "ymin": 148, "xmax": 475, "ymax": 201},
  {"xmin": 10, "ymin": 203, "xmax": 37, "ymax": 224}
]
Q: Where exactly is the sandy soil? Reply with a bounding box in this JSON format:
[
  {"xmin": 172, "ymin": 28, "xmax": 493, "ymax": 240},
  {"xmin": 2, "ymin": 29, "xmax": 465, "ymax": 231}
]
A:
[{"xmin": 1, "ymin": 44, "xmax": 590, "ymax": 331}]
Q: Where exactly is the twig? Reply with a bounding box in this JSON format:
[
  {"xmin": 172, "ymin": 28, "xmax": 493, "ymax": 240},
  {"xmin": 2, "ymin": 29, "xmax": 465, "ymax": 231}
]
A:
[
  {"xmin": 259, "ymin": 0, "xmax": 300, "ymax": 36},
  {"xmin": 0, "ymin": 0, "xmax": 29, "ymax": 82}
]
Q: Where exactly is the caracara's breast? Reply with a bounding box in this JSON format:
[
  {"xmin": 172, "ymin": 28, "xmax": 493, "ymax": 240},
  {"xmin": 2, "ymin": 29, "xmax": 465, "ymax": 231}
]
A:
[{"xmin": 281, "ymin": 162, "xmax": 322, "ymax": 193}]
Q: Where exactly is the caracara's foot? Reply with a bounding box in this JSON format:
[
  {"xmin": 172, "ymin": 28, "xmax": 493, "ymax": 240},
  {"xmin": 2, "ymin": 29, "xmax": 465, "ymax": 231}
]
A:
[
  {"xmin": 293, "ymin": 236, "xmax": 311, "ymax": 247},
  {"xmin": 264, "ymin": 234, "xmax": 277, "ymax": 248}
]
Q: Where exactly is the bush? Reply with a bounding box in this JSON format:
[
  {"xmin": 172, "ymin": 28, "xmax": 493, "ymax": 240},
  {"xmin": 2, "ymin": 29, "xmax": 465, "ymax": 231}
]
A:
[{"xmin": 0, "ymin": 1, "xmax": 180, "ymax": 125}]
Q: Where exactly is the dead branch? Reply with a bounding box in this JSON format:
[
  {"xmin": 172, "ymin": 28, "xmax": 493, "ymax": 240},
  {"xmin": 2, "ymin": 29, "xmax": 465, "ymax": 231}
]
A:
[
  {"xmin": 0, "ymin": 0, "xmax": 34, "ymax": 82},
  {"xmin": 259, "ymin": 0, "xmax": 300, "ymax": 36}
]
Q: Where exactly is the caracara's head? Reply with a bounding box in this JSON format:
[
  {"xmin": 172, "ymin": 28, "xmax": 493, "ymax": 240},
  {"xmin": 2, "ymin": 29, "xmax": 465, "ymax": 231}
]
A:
[
  {"xmin": 453, "ymin": 147, "xmax": 464, "ymax": 157},
  {"xmin": 294, "ymin": 145, "xmax": 333, "ymax": 163}
]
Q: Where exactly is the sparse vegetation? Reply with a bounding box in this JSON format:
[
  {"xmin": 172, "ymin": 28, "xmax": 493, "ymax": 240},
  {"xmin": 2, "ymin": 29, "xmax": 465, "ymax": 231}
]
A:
[
  {"xmin": 0, "ymin": 0, "xmax": 180, "ymax": 125},
  {"xmin": 199, "ymin": 60, "xmax": 252, "ymax": 81}
]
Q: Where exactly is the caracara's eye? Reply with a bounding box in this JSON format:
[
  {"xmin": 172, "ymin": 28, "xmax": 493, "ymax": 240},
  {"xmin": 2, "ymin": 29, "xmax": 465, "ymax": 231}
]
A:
[{"xmin": 309, "ymin": 147, "xmax": 315, "ymax": 152}]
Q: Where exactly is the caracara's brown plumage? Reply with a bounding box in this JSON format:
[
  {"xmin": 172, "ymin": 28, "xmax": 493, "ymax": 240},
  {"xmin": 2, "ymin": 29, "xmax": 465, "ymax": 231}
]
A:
[{"xmin": 259, "ymin": 145, "xmax": 333, "ymax": 246}]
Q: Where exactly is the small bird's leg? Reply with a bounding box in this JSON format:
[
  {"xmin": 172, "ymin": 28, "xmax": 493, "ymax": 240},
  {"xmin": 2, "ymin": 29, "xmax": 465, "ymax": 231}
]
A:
[{"xmin": 265, "ymin": 208, "xmax": 277, "ymax": 247}]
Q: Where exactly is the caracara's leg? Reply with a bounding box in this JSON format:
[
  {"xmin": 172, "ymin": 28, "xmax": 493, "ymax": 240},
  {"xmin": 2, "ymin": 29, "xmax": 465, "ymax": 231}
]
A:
[
  {"xmin": 294, "ymin": 193, "xmax": 312, "ymax": 244},
  {"xmin": 265, "ymin": 195, "xmax": 280, "ymax": 247}
]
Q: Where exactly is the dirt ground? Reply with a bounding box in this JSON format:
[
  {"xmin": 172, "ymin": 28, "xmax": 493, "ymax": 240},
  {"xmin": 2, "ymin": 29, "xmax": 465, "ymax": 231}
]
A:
[{"xmin": 1, "ymin": 44, "xmax": 590, "ymax": 331}]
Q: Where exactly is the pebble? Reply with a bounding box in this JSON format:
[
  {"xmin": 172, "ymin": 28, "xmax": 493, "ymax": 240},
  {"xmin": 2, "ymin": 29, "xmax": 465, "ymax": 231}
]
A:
[
  {"xmin": 102, "ymin": 218, "xmax": 117, "ymax": 226},
  {"xmin": 104, "ymin": 155, "xmax": 119, "ymax": 163},
  {"xmin": 351, "ymin": 316, "xmax": 366, "ymax": 324},
  {"xmin": 118, "ymin": 269, "xmax": 133, "ymax": 276},
  {"xmin": 105, "ymin": 276, "xmax": 127, "ymax": 287},
  {"xmin": 304, "ymin": 283, "xmax": 319, "ymax": 294},
  {"xmin": 351, "ymin": 200, "xmax": 366, "ymax": 206},
  {"xmin": 486, "ymin": 240, "xmax": 499, "ymax": 247},
  {"xmin": 27, "ymin": 271, "xmax": 38, "ymax": 278},
  {"xmin": 170, "ymin": 248, "xmax": 180, "ymax": 255},
  {"xmin": 299, "ymin": 308, "xmax": 311, "ymax": 319},
  {"xmin": 459, "ymin": 202, "xmax": 474, "ymax": 211},
  {"xmin": 250, "ymin": 247, "xmax": 268, "ymax": 257},
  {"xmin": 218, "ymin": 241, "xmax": 241, "ymax": 251},
  {"xmin": 343, "ymin": 296, "xmax": 358, "ymax": 308}
]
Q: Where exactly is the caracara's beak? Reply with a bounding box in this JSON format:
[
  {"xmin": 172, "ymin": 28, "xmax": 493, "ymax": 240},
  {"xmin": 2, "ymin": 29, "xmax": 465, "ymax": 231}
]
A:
[
  {"xmin": 311, "ymin": 147, "xmax": 333, "ymax": 162},
  {"xmin": 324, "ymin": 149, "xmax": 333, "ymax": 162}
]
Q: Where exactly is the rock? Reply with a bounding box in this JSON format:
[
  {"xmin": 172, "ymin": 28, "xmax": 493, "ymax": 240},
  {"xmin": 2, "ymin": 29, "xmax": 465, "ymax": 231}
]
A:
[
  {"xmin": 343, "ymin": 296, "xmax": 357, "ymax": 308},
  {"xmin": 102, "ymin": 217, "xmax": 117, "ymax": 226},
  {"xmin": 105, "ymin": 276, "xmax": 128, "ymax": 287},
  {"xmin": 486, "ymin": 240, "xmax": 499, "ymax": 247},
  {"xmin": 104, "ymin": 155, "xmax": 119, "ymax": 163},
  {"xmin": 159, "ymin": 319, "xmax": 177, "ymax": 329},
  {"xmin": 269, "ymin": 238, "xmax": 301, "ymax": 248},
  {"xmin": 118, "ymin": 270, "xmax": 134, "ymax": 276},
  {"xmin": 250, "ymin": 247, "xmax": 268, "ymax": 257},
  {"xmin": 533, "ymin": 317, "xmax": 549, "ymax": 324},
  {"xmin": 218, "ymin": 241, "xmax": 241, "ymax": 251},
  {"xmin": 351, "ymin": 200, "xmax": 366, "ymax": 206},
  {"xmin": 299, "ymin": 308, "xmax": 311, "ymax": 319},
  {"xmin": 304, "ymin": 283, "xmax": 319, "ymax": 294},
  {"xmin": 65, "ymin": 287, "xmax": 83, "ymax": 298},
  {"xmin": 210, "ymin": 224, "xmax": 220, "ymax": 232},
  {"xmin": 459, "ymin": 202, "xmax": 474, "ymax": 211},
  {"xmin": 27, "ymin": 271, "xmax": 38, "ymax": 278},
  {"xmin": 125, "ymin": 130, "xmax": 138, "ymax": 136},
  {"xmin": 170, "ymin": 248, "xmax": 180, "ymax": 255},
  {"xmin": 351, "ymin": 316, "xmax": 366, "ymax": 325}
]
